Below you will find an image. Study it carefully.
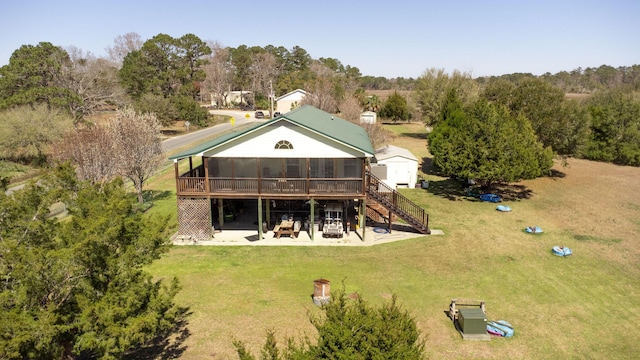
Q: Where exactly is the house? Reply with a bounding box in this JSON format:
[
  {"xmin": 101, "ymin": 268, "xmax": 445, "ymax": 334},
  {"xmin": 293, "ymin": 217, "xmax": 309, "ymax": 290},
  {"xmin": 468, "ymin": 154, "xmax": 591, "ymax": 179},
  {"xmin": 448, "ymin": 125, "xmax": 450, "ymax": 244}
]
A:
[
  {"xmin": 274, "ymin": 89, "xmax": 306, "ymax": 114},
  {"xmin": 210, "ymin": 90, "xmax": 252, "ymax": 108},
  {"xmin": 170, "ymin": 105, "xmax": 430, "ymax": 242},
  {"xmin": 372, "ymin": 145, "xmax": 419, "ymax": 189},
  {"xmin": 360, "ymin": 111, "xmax": 377, "ymax": 124}
]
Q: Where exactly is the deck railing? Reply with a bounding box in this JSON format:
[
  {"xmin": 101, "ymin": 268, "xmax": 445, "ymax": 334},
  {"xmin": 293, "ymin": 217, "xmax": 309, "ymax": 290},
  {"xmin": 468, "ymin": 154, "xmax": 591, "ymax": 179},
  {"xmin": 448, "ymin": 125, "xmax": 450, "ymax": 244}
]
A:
[{"xmin": 176, "ymin": 176, "xmax": 363, "ymax": 196}]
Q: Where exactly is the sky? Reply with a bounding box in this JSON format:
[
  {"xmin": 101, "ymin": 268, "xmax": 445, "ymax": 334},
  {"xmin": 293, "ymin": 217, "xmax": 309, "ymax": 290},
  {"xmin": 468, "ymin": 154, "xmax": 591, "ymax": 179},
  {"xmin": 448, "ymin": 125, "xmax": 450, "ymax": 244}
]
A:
[{"xmin": 1, "ymin": 0, "xmax": 638, "ymax": 78}]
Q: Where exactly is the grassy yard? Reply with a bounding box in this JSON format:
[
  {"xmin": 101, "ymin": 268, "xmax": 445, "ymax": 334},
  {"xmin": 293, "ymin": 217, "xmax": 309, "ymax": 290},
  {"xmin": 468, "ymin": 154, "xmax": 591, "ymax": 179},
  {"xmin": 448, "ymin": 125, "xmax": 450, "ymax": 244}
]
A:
[{"xmin": 144, "ymin": 122, "xmax": 640, "ymax": 359}]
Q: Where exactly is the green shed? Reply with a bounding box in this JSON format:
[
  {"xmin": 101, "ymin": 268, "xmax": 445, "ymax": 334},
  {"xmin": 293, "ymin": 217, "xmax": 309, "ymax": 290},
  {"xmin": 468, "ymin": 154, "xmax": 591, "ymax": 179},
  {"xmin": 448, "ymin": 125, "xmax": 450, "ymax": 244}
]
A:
[{"xmin": 458, "ymin": 308, "xmax": 487, "ymax": 335}]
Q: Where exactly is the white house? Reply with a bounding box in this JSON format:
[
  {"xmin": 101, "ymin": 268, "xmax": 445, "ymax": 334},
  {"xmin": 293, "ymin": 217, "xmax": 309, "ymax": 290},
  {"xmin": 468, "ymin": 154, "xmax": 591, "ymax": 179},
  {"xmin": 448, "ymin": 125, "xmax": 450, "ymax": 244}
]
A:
[
  {"xmin": 373, "ymin": 145, "xmax": 419, "ymax": 189},
  {"xmin": 210, "ymin": 90, "xmax": 252, "ymax": 108},
  {"xmin": 275, "ymin": 89, "xmax": 307, "ymax": 114},
  {"xmin": 169, "ymin": 105, "xmax": 431, "ymax": 241}
]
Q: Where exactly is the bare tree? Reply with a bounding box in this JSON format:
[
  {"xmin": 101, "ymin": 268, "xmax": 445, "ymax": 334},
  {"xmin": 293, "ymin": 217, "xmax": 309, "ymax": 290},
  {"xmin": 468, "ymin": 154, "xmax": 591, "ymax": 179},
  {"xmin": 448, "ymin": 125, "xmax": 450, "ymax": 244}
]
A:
[
  {"xmin": 338, "ymin": 95, "xmax": 391, "ymax": 150},
  {"xmin": 250, "ymin": 52, "xmax": 281, "ymax": 98},
  {"xmin": 202, "ymin": 42, "xmax": 234, "ymax": 108},
  {"xmin": 50, "ymin": 125, "xmax": 118, "ymax": 183},
  {"xmin": 109, "ymin": 107, "xmax": 165, "ymax": 204},
  {"xmin": 301, "ymin": 62, "xmax": 338, "ymax": 112},
  {"xmin": 65, "ymin": 46, "xmax": 129, "ymax": 116},
  {"xmin": 105, "ymin": 32, "xmax": 143, "ymax": 67},
  {"xmin": 337, "ymin": 95, "xmax": 362, "ymax": 122}
]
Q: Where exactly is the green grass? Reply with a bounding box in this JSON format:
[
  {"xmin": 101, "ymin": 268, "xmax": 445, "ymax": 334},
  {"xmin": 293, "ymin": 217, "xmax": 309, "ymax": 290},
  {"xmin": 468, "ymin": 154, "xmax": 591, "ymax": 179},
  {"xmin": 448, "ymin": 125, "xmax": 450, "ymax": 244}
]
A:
[
  {"xmin": 141, "ymin": 125, "xmax": 640, "ymax": 359},
  {"xmin": 0, "ymin": 160, "xmax": 41, "ymax": 185}
]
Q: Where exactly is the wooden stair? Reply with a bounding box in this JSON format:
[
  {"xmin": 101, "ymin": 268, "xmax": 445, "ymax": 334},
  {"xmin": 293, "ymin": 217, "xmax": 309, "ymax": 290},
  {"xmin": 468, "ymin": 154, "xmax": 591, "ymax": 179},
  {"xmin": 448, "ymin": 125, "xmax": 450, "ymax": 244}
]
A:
[
  {"xmin": 366, "ymin": 199, "xmax": 397, "ymax": 224},
  {"xmin": 365, "ymin": 171, "xmax": 430, "ymax": 234}
]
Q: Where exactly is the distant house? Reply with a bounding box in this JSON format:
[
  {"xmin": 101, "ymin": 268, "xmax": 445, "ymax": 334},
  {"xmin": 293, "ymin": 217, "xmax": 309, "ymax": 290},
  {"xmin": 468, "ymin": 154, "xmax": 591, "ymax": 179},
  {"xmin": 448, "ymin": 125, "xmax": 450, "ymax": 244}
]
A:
[
  {"xmin": 210, "ymin": 90, "xmax": 252, "ymax": 108},
  {"xmin": 275, "ymin": 89, "xmax": 307, "ymax": 114},
  {"xmin": 372, "ymin": 145, "xmax": 419, "ymax": 189},
  {"xmin": 360, "ymin": 111, "xmax": 377, "ymax": 124}
]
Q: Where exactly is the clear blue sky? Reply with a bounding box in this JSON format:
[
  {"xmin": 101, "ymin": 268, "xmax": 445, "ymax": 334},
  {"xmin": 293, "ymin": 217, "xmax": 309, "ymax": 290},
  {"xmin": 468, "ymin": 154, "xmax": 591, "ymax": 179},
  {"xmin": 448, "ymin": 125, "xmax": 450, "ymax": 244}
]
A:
[{"xmin": 1, "ymin": 0, "xmax": 638, "ymax": 78}]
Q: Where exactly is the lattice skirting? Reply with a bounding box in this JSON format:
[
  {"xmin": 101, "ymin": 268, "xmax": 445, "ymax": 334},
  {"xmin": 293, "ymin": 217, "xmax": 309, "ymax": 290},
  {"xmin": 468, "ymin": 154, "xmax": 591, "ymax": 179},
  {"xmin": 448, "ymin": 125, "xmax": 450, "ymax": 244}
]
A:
[{"xmin": 177, "ymin": 198, "xmax": 213, "ymax": 240}]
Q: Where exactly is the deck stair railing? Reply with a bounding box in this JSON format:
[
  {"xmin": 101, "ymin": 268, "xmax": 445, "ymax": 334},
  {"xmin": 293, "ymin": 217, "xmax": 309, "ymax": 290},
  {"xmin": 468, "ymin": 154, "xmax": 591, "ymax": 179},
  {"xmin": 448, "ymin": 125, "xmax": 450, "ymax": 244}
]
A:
[{"xmin": 365, "ymin": 170, "xmax": 430, "ymax": 234}]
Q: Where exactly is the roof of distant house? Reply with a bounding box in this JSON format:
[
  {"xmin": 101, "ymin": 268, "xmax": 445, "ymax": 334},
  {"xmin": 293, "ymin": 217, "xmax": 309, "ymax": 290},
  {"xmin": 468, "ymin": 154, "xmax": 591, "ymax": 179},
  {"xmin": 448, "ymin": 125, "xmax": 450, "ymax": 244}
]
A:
[{"xmin": 275, "ymin": 88, "xmax": 307, "ymax": 102}]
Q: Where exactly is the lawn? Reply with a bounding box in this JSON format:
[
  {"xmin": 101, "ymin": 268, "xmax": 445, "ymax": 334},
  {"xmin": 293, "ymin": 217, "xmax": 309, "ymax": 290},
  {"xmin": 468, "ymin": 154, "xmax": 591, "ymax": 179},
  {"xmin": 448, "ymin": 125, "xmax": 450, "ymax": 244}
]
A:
[{"xmin": 144, "ymin": 122, "xmax": 640, "ymax": 359}]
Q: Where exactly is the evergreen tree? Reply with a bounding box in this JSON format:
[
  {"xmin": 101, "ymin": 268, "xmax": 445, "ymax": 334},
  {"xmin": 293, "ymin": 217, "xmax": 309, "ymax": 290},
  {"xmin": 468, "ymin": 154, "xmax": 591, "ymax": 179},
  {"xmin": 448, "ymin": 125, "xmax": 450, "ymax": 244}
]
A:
[
  {"xmin": 0, "ymin": 42, "xmax": 81, "ymax": 113},
  {"xmin": 429, "ymin": 98, "xmax": 553, "ymax": 189},
  {"xmin": 234, "ymin": 290, "xmax": 425, "ymax": 359},
  {"xmin": 583, "ymin": 89, "xmax": 640, "ymax": 166},
  {"xmin": 0, "ymin": 165, "xmax": 181, "ymax": 359},
  {"xmin": 379, "ymin": 91, "xmax": 410, "ymax": 123}
]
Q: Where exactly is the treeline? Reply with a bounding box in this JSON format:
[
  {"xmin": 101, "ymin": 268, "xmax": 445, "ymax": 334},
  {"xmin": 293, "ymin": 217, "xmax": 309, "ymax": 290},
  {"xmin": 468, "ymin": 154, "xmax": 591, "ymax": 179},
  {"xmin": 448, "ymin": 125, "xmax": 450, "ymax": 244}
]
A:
[
  {"xmin": 414, "ymin": 69, "xmax": 640, "ymax": 167},
  {"xmin": 1, "ymin": 32, "xmax": 639, "ymax": 169}
]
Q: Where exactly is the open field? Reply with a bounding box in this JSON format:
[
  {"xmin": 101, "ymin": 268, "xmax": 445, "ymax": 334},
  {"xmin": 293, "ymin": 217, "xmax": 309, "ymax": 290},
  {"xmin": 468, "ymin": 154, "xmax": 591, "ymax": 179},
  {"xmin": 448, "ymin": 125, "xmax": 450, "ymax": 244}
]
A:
[{"xmin": 144, "ymin": 122, "xmax": 640, "ymax": 359}]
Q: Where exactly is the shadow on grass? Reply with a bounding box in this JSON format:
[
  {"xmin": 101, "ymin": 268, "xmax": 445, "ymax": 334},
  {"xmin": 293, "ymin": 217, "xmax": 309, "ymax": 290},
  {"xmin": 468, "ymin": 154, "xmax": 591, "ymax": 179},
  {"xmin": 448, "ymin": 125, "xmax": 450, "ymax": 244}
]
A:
[
  {"xmin": 124, "ymin": 306, "xmax": 192, "ymax": 360},
  {"xmin": 427, "ymin": 178, "xmax": 535, "ymax": 202},
  {"xmin": 400, "ymin": 132, "xmax": 427, "ymax": 140},
  {"xmin": 549, "ymin": 168, "xmax": 566, "ymax": 179},
  {"xmin": 143, "ymin": 190, "xmax": 174, "ymax": 202},
  {"xmin": 421, "ymin": 157, "xmax": 436, "ymax": 174},
  {"xmin": 422, "ymin": 156, "xmax": 544, "ymax": 201}
]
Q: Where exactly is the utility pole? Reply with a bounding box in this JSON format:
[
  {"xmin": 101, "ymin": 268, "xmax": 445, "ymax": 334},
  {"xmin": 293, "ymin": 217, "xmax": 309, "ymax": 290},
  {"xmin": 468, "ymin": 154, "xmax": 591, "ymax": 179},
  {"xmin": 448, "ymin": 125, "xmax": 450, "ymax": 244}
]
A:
[{"xmin": 269, "ymin": 80, "xmax": 274, "ymax": 117}]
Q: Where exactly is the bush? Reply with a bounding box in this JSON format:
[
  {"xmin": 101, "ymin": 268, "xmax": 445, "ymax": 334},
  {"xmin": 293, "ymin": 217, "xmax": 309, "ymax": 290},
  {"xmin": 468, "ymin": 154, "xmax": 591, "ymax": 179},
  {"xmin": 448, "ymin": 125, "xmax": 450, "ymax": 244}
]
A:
[
  {"xmin": 234, "ymin": 289, "xmax": 425, "ymax": 359},
  {"xmin": 171, "ymin": 96, "xmax": 209, "ymax": 126}
]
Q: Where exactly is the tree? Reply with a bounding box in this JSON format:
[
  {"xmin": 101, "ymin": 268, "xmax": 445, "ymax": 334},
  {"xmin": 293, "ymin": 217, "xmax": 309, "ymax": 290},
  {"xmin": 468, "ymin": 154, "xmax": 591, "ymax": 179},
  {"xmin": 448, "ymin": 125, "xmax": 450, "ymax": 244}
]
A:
[
  {"xmin": 379, "ymin": 91, "xmax": 410, "ymax": 123},
  {"xmin": 300, "ymin": 62, "xmax": 339, "ymax": 112},
  {"xmin": 0, "ymin": 104, "xmax": 74, "ymax": 164},
  {"xmin": 118, "ymin": 49, "xmax": 156, "ymax": 99},
  {"xmin": 49, "ymin": 125, "xmax": 118, "ymax": 183},
  {"xmin": 49, "ymin": 107, "xmax": 165, "ymax": 198},
  {"xmin": 174, "ymin": 33, "xmax": 211, "ymax": 100},
  {"xmin": 202, "ymin": 42, "xmax": 234, "ymax": 108},
  {"xmin": 582, "ymin": 89, "xmax": 640, "ymax": 166},
  {"xmin": 250, "ymin": 51, "xmax": 281, "ymax": 103},
  {"xmin": 134, "ymin": 93, "xmax": 179, "ymax": 126},
  {"xmin": 429, "ymin": 98, "xmax": 553, "ymax": 189},
  {"xmin": 363, "ymin": 94, "xmax": 382, "ymax": 112},
  {"xmin": 413, "ymin": 68, "xmax": 478, "ymax": 126},
  {"xmin": 482, "ymin": 78, "xmax": 516, "ymax": 108},
  {"xmin": 482, "ymin": 77, "xmax": 590, "ymax": 158},
  {"xmin": 0, "ymin": 42, "xmax": 81, "ymax": 113},
  {"xmin": 234, "ymin": 289, "xmax": 425, "ymax": 359},
  {"xmin": 229, "ymin": 45, "xmax": 254, "ymax": 97},
  {"xmin": 509, "ymin": 78, "xmax": 567, "ymax": 151},
  {"xmin": 0, "ymin": 165, "xmax": 181, "ymax": 360},
  {"xmin": 65, "ymin": 46, "xmax": 129, "ymax": 117},
  {"xmin": 105, "ymin": 32, "xmax": 143, "ymax": 67},
  {"xmin": 118, "ymin": 33, "xmax": 211, "ymax": 124},
  {"xmin": 109, "ymin": 107, "xmax": 165, "ymax": 203}
]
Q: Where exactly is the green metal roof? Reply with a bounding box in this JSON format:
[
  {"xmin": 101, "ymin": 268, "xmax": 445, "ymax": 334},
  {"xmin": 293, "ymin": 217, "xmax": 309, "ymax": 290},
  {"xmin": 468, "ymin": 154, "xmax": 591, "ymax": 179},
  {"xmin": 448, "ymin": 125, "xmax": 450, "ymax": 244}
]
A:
[{"xmin": 169, "ymin": 105, "xmax": 375, "ymax": 160}]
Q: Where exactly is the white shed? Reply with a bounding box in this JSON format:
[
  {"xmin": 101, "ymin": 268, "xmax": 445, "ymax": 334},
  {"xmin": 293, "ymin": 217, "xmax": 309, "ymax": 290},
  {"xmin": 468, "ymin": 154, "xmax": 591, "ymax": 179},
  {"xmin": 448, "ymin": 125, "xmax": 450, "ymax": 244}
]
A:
[
  {"xmin": 360, "ymin": 111, "xmax": 377, "ymax": 124},
  {"xmin": 374, "ymin": 145, "xmax": 419, "ymax": 188}
]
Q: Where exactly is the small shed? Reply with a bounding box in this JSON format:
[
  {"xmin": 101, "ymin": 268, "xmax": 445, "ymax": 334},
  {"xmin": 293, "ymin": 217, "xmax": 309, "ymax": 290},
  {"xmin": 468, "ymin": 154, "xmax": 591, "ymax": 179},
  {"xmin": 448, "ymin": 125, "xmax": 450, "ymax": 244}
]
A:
[
  {"xmin": 374, "ymin": 145, "xmax": 418, "ymax": 188},
  {"xmin": 360, "ymin": 111, "xmax": 377, "ymax": 124}
]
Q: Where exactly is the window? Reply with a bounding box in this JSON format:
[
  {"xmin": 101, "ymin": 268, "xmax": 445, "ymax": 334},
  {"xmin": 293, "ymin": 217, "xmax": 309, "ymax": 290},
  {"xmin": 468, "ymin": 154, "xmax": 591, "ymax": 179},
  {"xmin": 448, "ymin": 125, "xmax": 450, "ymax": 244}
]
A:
[
  {"xmin": 343, "ymin": 159, "xmax": 360, "ymax": 177},
  {"xmin": 275, "ymin": 140, "xmax": 293, "ymax": 149},
  {"xmin": 310, "ymin": 159, "xmax": 334, "ymax": 178}
]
